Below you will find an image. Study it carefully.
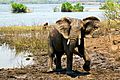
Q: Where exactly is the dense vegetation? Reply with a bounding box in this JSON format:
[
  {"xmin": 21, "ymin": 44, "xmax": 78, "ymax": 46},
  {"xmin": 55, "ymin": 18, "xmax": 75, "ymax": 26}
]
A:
[
  {"xmin": 11, "ymin": 2, "xmax": 30, "ymax": 13},
  {"xmin": 99, "ymin": 0, "xmax": 120, "ymax": 21},
  {"xmin": 61, "ymin": 2, "xmax": 84, "ymax": 12},
  {"xmin": 72, "ymin": 3, "xmax": 84, "ymax": 12}
]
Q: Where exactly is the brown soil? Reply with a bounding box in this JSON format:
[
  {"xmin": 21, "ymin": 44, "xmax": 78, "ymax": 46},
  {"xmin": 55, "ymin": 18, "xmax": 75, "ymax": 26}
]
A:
[{"xmin": 0, "ymin": 31, "xmax": 120, "ymax": 80}]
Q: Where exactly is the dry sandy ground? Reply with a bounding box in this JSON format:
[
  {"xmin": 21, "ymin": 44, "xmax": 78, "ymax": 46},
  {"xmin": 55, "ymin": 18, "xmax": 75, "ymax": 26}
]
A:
[{"xmin": 0, "ymin": 33, "xmax": 120, "ymax": 80}]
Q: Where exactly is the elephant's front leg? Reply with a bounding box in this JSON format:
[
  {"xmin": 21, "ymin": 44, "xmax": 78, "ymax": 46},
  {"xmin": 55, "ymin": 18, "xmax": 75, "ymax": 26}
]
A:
[
  {"xmin": 82, "ymin": 49, "xmax": 91, "ymax": 71},
  {"xmin": 66, "ymin": 52, "xmax": 73, "ymax": 74},
  {"xmin": 79, "ymin": 47, "xmax": 91, "ymax": 71},
  {"xmin": 73, "ymin": 49, "xmax": 91, "ymax": 71}
]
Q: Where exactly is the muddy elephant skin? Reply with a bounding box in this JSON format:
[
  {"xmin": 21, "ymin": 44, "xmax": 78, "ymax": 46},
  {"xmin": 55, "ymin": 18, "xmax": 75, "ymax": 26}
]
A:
[{"xmin": 47, "ymin": 16, "xmax": 100, "ymax": 73}]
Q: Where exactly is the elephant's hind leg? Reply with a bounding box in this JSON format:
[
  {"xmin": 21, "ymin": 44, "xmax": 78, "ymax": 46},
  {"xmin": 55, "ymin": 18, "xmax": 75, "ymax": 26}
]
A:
[
  {"xmin": 48, "ymin": 56, "xmax": 53, "ymax": 72},
  {"xmin": 48, "ymin": 44, "xmax": 55, "ymax": 72}
]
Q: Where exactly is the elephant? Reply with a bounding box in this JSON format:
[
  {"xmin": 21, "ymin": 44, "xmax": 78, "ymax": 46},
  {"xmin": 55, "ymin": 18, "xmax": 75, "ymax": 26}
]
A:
[{"xmin": 47, "ymin": 16, "xmax": 100, "ymax": 73}]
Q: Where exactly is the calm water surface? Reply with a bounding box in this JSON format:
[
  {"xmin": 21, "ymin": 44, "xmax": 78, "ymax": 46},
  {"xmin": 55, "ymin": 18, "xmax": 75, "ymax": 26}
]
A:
[
  {"xmin": 0, "ymin": 44, "xmax": 34, "ymax": 69},
  {"xmin": 0, "ymin": 4, "xmax": 105, "ymax": 26}
]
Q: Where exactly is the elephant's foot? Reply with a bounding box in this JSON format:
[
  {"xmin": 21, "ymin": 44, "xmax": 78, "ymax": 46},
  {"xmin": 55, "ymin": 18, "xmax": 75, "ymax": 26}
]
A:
[
  {"xmin": 83, "ymin": 60, "xmax": 90, "ymax": 71},
  {"xmin": 55, "ymin": 68, "xmax": 63, "ymax": 72},
  {"xmin": 66, "ymin": 68, "xmax": 74, "ymax": 74},
  {"xmin": 66, "ymin": 70, "xmax": 74, "ymax": 74},
  {"xmin": 56, "ymin": 65, "xmax": 63, "ymax": 72}
]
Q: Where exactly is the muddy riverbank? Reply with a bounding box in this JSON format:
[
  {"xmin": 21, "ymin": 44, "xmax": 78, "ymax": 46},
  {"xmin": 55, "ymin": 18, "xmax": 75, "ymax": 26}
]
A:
[
  {"xmin": 0, "ymin": 23, "xmax": 120, "ymax": 80},
  {"xmin": 0, "ymin": 35, "xmax": 120, "ymax": 80}
]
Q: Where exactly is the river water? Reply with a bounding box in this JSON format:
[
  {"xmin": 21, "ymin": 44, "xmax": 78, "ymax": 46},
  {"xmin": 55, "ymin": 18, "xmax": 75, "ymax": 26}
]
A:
[
  {"xmin": 0, "ymin": 4, "xmax": 105, "ymax": 26},
  {"xmin": 0, "ymin": 44, "xmax": 34, "ymax": 69}
]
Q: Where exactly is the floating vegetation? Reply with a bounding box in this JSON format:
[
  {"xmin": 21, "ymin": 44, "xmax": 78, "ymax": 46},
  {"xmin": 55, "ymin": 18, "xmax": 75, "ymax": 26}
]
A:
[
  {"xmin": 11, "ymin": 2, "xmax": 31, "ymax": 13},
  {"xmin": 61, "ymin": 2, "xmax": 84, "ymax": 12}
]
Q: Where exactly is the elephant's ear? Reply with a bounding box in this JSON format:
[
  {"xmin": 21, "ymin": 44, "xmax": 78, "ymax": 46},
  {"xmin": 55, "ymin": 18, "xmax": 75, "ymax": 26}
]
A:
[
  {"xmin": 55, "ymin": 17, "xmax": 71, "ymax": 39},
  {"xmin": 82, "ymin": 16, "xmax": 100, "ymax": 34},
  {"xmin": 83, "ymin": 16, "xmax": 100, "ymax": 22},
  {"xmin": 56, "ymin": 17, "xmax": 71, "ymax": 25}
]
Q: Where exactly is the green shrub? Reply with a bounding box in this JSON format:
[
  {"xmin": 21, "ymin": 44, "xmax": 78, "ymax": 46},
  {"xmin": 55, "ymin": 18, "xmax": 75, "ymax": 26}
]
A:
[
  {"xmin": 61, "ymin": 2, "xmax": 73, "ymax": 12},
  {"xmin": 99, "ymin": 0, "xmax": 120, "ymax": 20},
  {"xmin": 11, "ymin": 2, "xmax": 30, "ymax": 13},
  {"xmin": 61, "ymin": 2, "xmax": 84, "ymax": 12},
  {"xmin": 100, "ymin": 0, "xmax": 120, "ymax": 26},
  {"xmin": 72, "ymin": 3, "xmax": 84, "ymax": 12}
]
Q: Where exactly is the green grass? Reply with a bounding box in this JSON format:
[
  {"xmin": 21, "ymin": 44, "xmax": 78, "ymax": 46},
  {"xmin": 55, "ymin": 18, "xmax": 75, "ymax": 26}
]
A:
[{"xmin": 0, "ymin": 26, "xmax": 49, "ymax": 55}]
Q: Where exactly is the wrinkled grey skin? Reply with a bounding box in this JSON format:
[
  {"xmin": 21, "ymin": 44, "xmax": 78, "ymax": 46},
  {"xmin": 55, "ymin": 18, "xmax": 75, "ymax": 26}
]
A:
[{"xmin": 48, "ymin": 16, "xmax": 100, "ymax": 73}]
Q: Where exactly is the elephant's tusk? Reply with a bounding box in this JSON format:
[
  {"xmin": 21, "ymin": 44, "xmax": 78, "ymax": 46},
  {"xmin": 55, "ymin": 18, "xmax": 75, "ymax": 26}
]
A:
[
  {"xmin": 67, "ymin": 39, "xmax": 70, "ymax": 45},
  {"xmin": 78, "ymin": 38, "xmax": 81, "ymax": 45},
  {"xmin": 78, "ymin": 35, "xmax": 81, "ymax": 45}
]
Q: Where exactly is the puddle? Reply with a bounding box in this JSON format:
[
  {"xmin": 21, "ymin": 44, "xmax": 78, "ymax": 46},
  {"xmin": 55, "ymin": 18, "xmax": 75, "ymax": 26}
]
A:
[{"xmin": 0, "ymin": 44, "xmax": 34, "ymax": 69}]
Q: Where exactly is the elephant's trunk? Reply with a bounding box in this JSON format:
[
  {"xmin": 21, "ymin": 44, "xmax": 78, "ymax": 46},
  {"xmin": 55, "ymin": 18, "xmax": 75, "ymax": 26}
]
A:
[{"xmin": 67, "ymin": 34, "xmax": 81, "ymax": 46}]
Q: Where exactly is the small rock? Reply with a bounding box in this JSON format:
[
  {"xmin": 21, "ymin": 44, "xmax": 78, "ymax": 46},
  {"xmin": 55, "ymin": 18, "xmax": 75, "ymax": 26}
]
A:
[
  {"xmin": 111, "ymin": 45, "xmax": 118, "ymax": 51},
  {"xmin": 110, "ymin": 28, "xmax": 115, "ymax": 32},
  {"xmin": 15, "ymin": 74, "xmax": 27, "ymax": 79},
  {"xmin": 85, "ymin": 35, "xmax": 92, "ymax": 38},
  {"xmin": 113, "ymin": 40, "xmax": 120, "ymax": 45},
  {"xmin": 114, "ymin": 69, "xmax": 120, "ymax": 73}
]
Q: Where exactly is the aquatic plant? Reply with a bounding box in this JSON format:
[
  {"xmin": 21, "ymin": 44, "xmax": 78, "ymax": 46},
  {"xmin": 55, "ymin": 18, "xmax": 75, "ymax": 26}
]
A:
[
  {"xmin": 72, "ymin": 2, "xmax": 84, "ymax": 12},
  {"xmin": 61, "ymin": 2, "xmax": 73, "ymax": 12},
  {"xmin": 61, "ymin": 2, "xmax": 84, "ymax": 12},
  {"xmin": 53, "ymin": 6, "xmax": 60, "ymax": 12},
  {"xmin": 11, "ymin": 2, "xmax": 31, "ymax": 13}
]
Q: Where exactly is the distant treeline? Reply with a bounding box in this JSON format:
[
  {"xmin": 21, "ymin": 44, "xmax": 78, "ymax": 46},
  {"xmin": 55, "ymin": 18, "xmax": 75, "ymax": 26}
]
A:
[
  {"xmin": 0, "ymin": 0, "xmax": 119, "ymax": 4},
  {"xmin": 0, "ymin": 0, "xmax": 61, "ymax": 4}
]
